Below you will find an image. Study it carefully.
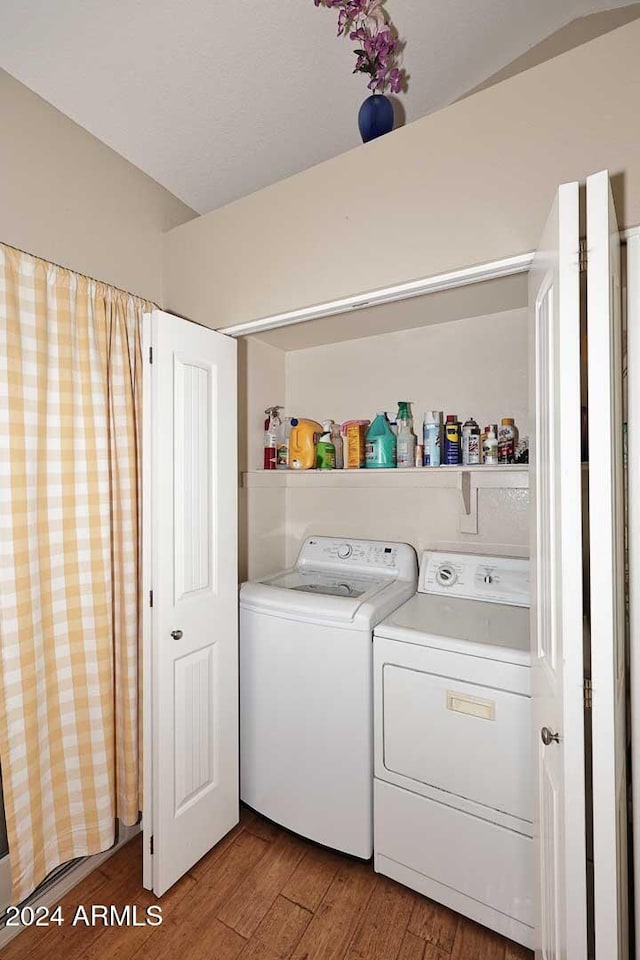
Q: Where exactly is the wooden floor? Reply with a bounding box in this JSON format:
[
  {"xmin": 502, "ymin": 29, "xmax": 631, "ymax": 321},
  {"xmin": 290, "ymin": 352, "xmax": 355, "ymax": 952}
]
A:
[{"xmin": 3, "ymin": 807, "xmax": 533, "ymax": 960}]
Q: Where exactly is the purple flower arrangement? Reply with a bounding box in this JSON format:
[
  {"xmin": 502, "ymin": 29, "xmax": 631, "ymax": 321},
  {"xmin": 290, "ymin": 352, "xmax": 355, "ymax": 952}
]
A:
[{"xmin": 314, "ymin": 0, "xmax": 406, "ymax": 96}]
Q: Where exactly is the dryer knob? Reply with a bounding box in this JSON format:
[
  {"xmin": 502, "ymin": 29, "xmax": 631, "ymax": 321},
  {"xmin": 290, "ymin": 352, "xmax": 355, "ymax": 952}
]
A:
[
  {"xmin": 338, "ymin": 543, "xmax": 353, "ymax": 559},
  {"xmin": 436, "ymin": 564, "xmax": 457, "ymax": 587}
]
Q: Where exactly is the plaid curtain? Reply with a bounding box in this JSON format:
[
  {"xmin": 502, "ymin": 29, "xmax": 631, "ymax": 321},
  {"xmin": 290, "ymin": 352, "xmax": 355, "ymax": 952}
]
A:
[{"xmin": 0, "ymin": 244, "xmax": 149, "ymax": 903}]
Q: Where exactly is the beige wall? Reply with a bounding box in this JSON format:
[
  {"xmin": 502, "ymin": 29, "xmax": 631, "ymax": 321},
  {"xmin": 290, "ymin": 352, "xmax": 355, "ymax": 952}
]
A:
[
  {"xmin": 163, "ymin": 18, "xmax": 640, "ymax": 329},
  {"xmin": 285, "ymin": 308, "xmax": 529, "ymax": 434},
  {"xmin": 284, "ymin": 487, "xmax": 529, "ymax": 569},
  {"xmin": 282, "ymin": 308, "xmax": 529, "ymax": 565},
  {"xmin": 1, "ymin": 70, "xmax": 195, "ymax": 303}
]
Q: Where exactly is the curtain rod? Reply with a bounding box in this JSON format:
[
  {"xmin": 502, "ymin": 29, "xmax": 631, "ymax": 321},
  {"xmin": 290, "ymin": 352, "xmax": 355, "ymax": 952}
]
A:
[{"xmin": 0, "ymin": 240, "xmax": 158, "ymax": 308}]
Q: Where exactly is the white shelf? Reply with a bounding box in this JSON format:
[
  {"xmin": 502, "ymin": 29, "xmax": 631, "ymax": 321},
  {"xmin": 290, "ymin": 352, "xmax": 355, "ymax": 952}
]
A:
[
  {"xmin": 242, "ymin": 465, "xmax": 528, "ymax": 490},
  {"xmin": 242, "ymin": 465, "xmax": 528, "ymax": 535}
]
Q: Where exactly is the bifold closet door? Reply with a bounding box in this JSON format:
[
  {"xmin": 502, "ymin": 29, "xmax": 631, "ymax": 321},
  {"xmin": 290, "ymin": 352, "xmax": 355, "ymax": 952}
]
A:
[
  {"xmin": 529, "ymin": 178, "xmax": 588, "ymax": 959},
  {"xmin": 586, "ymin": 170, "xmax": 628, "ymax": 960},
  {"xmin": 142, "ymin": 309, "xmax": 239, "ymax": 896}
]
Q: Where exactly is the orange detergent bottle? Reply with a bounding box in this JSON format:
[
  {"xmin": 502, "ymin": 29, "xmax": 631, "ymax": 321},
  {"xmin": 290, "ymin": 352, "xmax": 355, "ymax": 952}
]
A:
[{"xmin": 289, "ymin": 419, "xmax": 323, "ymax": 469}]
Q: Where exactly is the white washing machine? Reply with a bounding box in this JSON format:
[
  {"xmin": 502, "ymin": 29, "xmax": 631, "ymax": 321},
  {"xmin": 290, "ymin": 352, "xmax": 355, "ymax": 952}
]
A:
[
  {"xmin": 373, "ymin": 551, "xmax": 533, "ymax": 949},
  {"xmin": 240, "ymin": 536, "xmax": 417, "ymax": 858}
]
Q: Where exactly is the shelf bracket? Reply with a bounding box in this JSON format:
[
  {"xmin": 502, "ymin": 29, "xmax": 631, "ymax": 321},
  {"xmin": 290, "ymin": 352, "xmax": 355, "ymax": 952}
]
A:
[{"xmin": 457, "ymin": 473, "xmax": 478, "ymax": 534}]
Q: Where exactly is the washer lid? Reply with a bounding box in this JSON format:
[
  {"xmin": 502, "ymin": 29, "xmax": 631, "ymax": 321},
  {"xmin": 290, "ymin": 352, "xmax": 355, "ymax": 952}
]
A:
[
  {"xmin": 374, "ymin": 593, "xmax": 530, "ymax": 665},
  {"xmin": 264, "ymin": 568, "xmax": 386, "ymax": 599},
  {"xmin": 240, "ymin": 568, "xmax": 396, "ymax": 624}
]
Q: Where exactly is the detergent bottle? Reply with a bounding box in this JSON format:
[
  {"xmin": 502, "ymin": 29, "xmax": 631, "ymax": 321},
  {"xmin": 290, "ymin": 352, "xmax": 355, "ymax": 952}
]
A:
[
  {"xmin": 289, "ymin": 419, "xmax": 323, "ymax": 470},
  {"xmin": 365, "ymin": 413, "xmax": 397, "ymax": 469}
]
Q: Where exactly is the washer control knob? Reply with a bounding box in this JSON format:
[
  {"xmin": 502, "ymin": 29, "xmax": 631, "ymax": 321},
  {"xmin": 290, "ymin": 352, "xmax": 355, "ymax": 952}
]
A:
[
  {"xmin": 484, "ymin": 574, "xmax": 494, "ymax": 584},
  {"xmin": 337, "ymin": 543, "xmax": 353, "ymax": 560},
  {"xmin": 436, "ymin": 563, "xmax": 457, "ymax": 587}
]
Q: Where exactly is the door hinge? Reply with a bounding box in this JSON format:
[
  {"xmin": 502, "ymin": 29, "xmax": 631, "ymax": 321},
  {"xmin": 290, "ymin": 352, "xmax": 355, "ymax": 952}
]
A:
[
  {"xmin": 150, "ymin": 835, "xmax": 154, "ymax": 855},
  {"xmin": 149, "ymin": 590, "xmax": 153, "ymax": 608},
  {"xmin": 149, "ymin": 346, "xmax": 153, "ymax": 364},
  {"xmin": 584, "ymin": 678, "xmax": 593, "ymax": 710},
  {"xmin": 579, "ymin": 239, "xmax": 588, "ymax": 273}
]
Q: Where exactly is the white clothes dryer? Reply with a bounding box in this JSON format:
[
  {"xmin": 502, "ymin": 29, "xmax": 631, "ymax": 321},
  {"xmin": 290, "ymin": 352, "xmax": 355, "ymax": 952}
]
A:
[
  {"xmin": 373, "ymin": 551, "xmax": 533, "ymax": 948},
  {"xmin": 240, "ymin": 536, "xmax": 417, "ymax": 859}
]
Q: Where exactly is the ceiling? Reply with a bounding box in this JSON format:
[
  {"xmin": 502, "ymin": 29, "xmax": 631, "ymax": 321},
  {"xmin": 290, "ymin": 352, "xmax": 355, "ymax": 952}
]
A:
[{"xmin": 0, "ymin": 1, "xmax": 636, "ymax": 215}]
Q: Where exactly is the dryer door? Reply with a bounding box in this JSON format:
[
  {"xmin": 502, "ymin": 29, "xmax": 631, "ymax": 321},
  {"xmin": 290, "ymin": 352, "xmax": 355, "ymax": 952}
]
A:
[{"xmin": 374, "ymin": 637, "xmax": 532, "ymax": 825}]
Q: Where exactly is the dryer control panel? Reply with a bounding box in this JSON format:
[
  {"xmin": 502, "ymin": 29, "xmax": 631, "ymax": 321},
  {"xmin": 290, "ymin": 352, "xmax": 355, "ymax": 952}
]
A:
[
  {"xmin": 419, "ymin": 551, "xmax": 529, "ymax": 607},
  {"xmin": 297, "ymin": 537, "xmax": 417, "ymax": 582}
]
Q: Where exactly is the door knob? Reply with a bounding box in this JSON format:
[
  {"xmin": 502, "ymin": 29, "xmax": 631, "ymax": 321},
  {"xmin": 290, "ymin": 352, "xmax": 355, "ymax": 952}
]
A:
[
  {"xmin": 541, "ymin": 726, "xmax": 560, "ymax": 746},
  {"xmin": 171, "ymin": 629, "xmax": 183, "ymax": 641}
]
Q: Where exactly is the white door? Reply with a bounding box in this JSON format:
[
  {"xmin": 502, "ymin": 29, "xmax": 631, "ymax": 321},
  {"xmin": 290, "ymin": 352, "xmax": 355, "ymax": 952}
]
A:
[
  {"xmin": 529, "ymin": 180, "xmax": 588, "ymax": 959},
  {"xmin": 143, "ymin": 309, "xmax": 238, "ymax": 896},
  {"xmin": 586, "ymin": 169, "xmax": 628, "ymax": 959}
]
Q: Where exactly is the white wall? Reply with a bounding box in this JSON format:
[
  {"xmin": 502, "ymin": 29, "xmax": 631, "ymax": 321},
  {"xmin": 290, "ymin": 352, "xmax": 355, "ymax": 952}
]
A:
[{"xmin": 281, "ymin": 308, "xmax": 530, "ymax": 566}]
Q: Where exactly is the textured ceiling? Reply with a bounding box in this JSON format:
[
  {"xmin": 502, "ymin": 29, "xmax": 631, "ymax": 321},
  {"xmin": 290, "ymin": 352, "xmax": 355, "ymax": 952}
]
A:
[{"xmin": 0, "ymin": 0, "xmax": 634, "ymax": 214}]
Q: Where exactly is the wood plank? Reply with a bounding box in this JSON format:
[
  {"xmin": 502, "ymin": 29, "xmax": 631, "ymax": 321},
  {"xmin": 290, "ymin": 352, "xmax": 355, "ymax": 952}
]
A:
[
  {"xmin": 344, "ymin": 875, "xmax": 416, "ymax": 960},
  {"xmin": 218, "ymin": 831, "xmax": 307, "ymax": 938},
  {"xmin": 236, "ymin": 896, "xmax": 312, "ymax": 960},
  {"xmin": 504, "ymin": 941, "xmax": 533, "ymax": 960},
  {"xmin": 188, "ymin": 809, "xmax": 256, "ymax": 880},
  {"xmin": 139, "ymin": 917, "xmax": 245, "ymax": 960},
  {"xmin": 450, "ymin": 919, "xmax": 506, "ymax": 960},
  {"xmin": 132, "ymin": 830, "xmax": 269, "ymax": 960},
  {"xmin": 407, "ymin": 898, "xmax": 459, "ymax": 953},
  {"xmin": 0, "ymin": 861, "xmax": 116, "ymax": 960},
  {"xmin": 98, "ymin": 835, "xmax": 144, "ymax": 882},
  {"xmin": 290, "ymin": 859, "xmax": 378, "ymax": 960},
  {"xmin": 397, "ymin": 932, "xmax": 426, "ymax": 960},
  {"xmin": 3, "ymin": 843, "xmax": 156, "ymax": 960},
  {"xmin": 280, "ymin": 845, "xmax": 342, "ymax": 912},
  {"xmin": 80, "ymin": 871, "xmax": 196, "ymax": 960},
  {"xmin": 243, "ymin": 814, "xmax": 284, "ymax": 844}
]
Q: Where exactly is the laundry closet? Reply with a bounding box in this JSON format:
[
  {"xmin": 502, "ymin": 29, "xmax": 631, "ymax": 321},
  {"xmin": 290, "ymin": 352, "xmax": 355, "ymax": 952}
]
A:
[{"xmin": 132, "ymin": 159, "xmax": 632, "ymax": 960}]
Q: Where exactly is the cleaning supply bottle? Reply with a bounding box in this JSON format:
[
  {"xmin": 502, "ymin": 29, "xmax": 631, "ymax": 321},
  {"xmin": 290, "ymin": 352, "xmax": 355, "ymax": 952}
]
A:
[
  {"xmin": 316, "ymin": 420, "xmax": 337, "ymax": 470},
  {"xmin": 263, "ymin": 406, "xmax": 283, "ymax": 470},
  {"xmin": 343, "ymin": 420, "xmax": 370, "ymax": 469},
  {"xmin": 289, "ymin": 419, "xmax": 323, "ymax": 470},
  {"xmin": 443, "ymin": 415, "xmax": 462, "ymax": 465},
  {"xmin": 482, "ymin": 424, "xmax": 499, "ymax": 465},
  {"xmin": 329, "ymin": 421, "xmax": 344, "ymax": 469},
  {"xmin": 423, "ymin": 411, "xmax": 441, "ymax": 467},
  {"xmin": 498, "ymin": 418, "xmax": 518, "ymax": 464},
  {"xmin": 365, "ymin": 413, "xmax": 397, "ymax": 469},
  {"xmin": 396, "ymin": 402, "xmax": 416, "ymax": 469},
  {"xmin": 276, "ymin": 417, "xmax": 296, "ymax": 469}
]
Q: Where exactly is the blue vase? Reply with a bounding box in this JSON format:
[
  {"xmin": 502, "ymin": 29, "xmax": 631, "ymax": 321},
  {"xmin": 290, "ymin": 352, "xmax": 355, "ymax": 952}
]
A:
[{"xmin": 358, "ymin": 94, "xmax": 394, "ymax": 143}]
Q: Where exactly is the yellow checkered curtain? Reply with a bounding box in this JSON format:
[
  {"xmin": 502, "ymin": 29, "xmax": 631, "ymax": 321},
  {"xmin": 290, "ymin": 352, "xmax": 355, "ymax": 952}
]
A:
[{"xmin": 0, "ymin": 245, "xmax": 149, "ymax": 903}]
